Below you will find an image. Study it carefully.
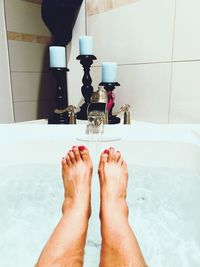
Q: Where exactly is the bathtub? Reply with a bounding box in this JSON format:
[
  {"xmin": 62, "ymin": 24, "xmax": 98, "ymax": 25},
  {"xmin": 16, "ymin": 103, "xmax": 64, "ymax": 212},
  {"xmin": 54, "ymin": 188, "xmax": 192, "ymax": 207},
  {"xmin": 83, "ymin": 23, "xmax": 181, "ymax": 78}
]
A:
[{"xmin": 0, "ymin": 123, "xmax": 200, "ymax": 267}]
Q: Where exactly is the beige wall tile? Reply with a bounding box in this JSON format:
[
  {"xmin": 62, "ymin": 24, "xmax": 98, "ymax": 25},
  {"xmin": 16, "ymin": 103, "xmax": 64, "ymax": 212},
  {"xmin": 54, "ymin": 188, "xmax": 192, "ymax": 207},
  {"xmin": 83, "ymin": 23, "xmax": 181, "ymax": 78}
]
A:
[
  {"xmin": 91, "ymin": 63, "xmax": 172, "ymax": 123},
  {"xmin": 88, "ymin": 0, "xmax": 175, "ymax": 65},
  {"xmin": 5, "ymin": 0, "xmax": 50, "ymax": 36},
  {"xmin": 170, "ymin": 62, "xmax": 200, "ymax": 123},
  {"xmin": 0, "ymin": 0, "xmax": 14, "ymax": 123},
  {"xmin": 87, "ymin": 0, "xmax": 105, "ymax": 16},
  {"xmin": 11, "ymin": 72, "xmax": 55, "ymax": 102},
  {"xmin": 14, "ymin": 100, "xmax": 54, "ymax": 122},
  {"xmin": 8, "ymin": 40, "xmax": 49, "ymax": 72},
  {"xmin": 173, "ymin": 0, "xmax": 200, "ymax": 61}
]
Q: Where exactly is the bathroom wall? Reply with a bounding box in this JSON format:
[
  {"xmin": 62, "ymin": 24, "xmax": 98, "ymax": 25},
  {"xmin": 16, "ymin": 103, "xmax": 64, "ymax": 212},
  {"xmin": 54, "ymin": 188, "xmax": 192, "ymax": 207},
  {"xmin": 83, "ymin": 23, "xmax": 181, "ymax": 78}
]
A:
[
  {"xmin": 0, "ymin": 0, "xmax": 14, "ymax": 123},
  {"xmin": 3, "ymin": 0, "xmax": 86, "ymax": 122},
  {"xmin": 4, "ymin": 0, "xmax": 54, "ymax": 122},
  {"xmin": 87, "ymin": 0, "xmax": 200, "ymax": 123}
]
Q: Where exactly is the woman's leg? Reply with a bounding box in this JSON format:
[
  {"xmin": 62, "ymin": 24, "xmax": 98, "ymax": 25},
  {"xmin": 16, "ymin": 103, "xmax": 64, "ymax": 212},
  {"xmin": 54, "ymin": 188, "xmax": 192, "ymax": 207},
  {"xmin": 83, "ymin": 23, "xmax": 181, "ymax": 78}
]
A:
[
  {"xmin": 36, "ymin": 146, "xmax": 92, "ymax": 267},
  {"xmin": 98, "ymin": 148, "xmax": 147, "ymax": 267}
]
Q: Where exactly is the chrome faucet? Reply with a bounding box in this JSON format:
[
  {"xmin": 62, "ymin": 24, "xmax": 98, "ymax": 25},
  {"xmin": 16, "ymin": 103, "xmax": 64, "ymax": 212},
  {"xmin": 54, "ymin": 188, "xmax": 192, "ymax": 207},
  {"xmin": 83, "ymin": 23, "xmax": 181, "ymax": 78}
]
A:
[
  {"xmin": 54, "ymin": 105, "xmax": 77, "ymax": 124},
  {"xmin": 113, "ymin": 104, "xmax": 131, "ymax": 124}
]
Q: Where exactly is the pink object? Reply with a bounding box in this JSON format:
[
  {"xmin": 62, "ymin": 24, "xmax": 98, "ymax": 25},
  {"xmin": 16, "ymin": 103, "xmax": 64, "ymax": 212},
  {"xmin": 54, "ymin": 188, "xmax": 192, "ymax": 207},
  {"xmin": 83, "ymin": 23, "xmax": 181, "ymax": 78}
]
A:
[
  {"xmin": 107, "ymin": 91, "xmax": 115, "ymax": 112},
  {"xmin": 78, "ymin": 145, "xmax": 86, "ymax": 151}
]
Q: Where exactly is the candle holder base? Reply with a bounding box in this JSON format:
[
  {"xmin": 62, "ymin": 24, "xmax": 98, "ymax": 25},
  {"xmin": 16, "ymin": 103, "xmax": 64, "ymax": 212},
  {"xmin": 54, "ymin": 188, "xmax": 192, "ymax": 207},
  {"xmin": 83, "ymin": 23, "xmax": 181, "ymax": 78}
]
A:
[
  {"xmin": 99, "ymin": 82, "xmax": 121, "ymax": 124},
  {"xmin": 48, "ymin": 112, "xmax": 69, "ymax": 124},
  {"xmin": 76, "ymin": 55, "xmax": 97, "ymax": 120},
  {"xmin": 48, "ymin": 67, "xmax": 69, "ymax": 124}
]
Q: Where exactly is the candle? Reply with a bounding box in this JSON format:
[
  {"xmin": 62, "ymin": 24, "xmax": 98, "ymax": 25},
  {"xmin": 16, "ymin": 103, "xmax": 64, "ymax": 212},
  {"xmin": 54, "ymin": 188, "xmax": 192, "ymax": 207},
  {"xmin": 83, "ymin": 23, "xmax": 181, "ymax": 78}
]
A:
[
  {"xmin": 79, "ymin": 36, "xmax": 93, "ymax": 55},
  {"xmin": 102, "ymin": 62, "xmax": 117, "ymax": 83},
  {"xmin": 49, "ymin": 46, "xmax": 66, "ymax": 68}
]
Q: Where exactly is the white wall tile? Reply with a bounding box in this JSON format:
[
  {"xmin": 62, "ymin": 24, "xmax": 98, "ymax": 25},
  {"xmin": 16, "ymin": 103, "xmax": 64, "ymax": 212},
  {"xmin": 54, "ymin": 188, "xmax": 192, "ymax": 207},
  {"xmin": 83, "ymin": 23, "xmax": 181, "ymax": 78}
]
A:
[
  {"xmin": 67, "ymin": 1, "xmax": 86, "ymax": 106},
  {"xmin": 88, "ymin": 0, "xmax": 175, "ymax": 65},
  {"xmin": 0, "ymin": 0, "xmax": 14, "ymax": 123},
  {"xmin": 91, "ymin": 62, "xmax": 172, "ymax": 123},
  {"xmin": 11, "ymin": 72, "xmax": 55, "ymax": 102},
  {"xmin": 8, "ymin": 40, "xmax": 49, "ymax": 72},
  {"xmin": 173, "ymin": 0, "xmax": 200, "ymax": 61},
  {"xmin": 170, "ymin": 61, "xmax": 200, "ymax": 123},
  {"xmin": 5, "ymin": 0, "xmax": 51, "ymax": 36}
]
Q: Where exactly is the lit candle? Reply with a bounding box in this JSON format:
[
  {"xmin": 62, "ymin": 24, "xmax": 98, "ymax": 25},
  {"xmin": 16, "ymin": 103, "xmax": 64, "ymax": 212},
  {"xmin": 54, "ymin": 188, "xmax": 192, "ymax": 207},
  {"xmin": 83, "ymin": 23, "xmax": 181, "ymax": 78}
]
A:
[
  {"xmin": 102, "ymin": 62, "xmax": 117, "ymax": 83},
  {"xmin": 49, "ymin": 46, "xmax": 66, "ymax": 68},
  {"xmin": 79, "ymin": 36, "xmax": 93, "ymax": 55}
]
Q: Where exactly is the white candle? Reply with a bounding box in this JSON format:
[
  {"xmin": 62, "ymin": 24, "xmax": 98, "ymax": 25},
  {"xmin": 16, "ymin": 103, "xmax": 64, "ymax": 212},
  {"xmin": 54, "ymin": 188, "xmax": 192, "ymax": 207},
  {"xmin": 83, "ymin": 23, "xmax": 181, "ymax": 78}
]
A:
[
  {"xmin": 79, "ymin": 36, "xmax": 93, "ymax": 55},
  {"xmin": 49, "ymin": 46, "xmax": 66, "ymax": 68},
  {"xmin": 102, "ymin": 62, "xmax": 117, "ymax": 83}
]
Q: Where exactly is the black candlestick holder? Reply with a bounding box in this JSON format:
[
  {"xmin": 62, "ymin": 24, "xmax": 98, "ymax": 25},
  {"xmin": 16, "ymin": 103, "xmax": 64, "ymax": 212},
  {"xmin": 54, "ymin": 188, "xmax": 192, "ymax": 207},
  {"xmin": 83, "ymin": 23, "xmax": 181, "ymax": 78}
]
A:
[
  {"xmin": 99, "ymin": 82, "xmax": 121, "ymax": 124},
  {"xmin": 48, "ymin": 67, "xmax": 69, "ymax": 124},
  {"xmin": 76, "ymin": 55, "xmax": 97, "ymax": 120}
]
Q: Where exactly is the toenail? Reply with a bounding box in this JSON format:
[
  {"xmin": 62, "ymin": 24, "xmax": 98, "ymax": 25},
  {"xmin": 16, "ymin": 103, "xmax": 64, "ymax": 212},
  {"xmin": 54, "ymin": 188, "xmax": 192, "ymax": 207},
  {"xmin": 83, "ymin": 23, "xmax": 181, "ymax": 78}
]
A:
[
  {"xmin": 109, "ymin": 147, "xmax": 114, "ymax": 150},
  {"xmin": 104, "ymin": 149, "xmax": 109, "ymax": 154},
  {"xmin": 69, "ymin": 150, "xmax": 73, "ymax": 153},
  {"xmin": 78, "ymin": 145, "xmax": 86, "ymax": 151},
  {"xmin": 72, "ymin": 146, "xmax": 77, "ymax": 149},
  {"xmin": 117, "ymin": 151, "xmax": 121, "ymax": 153}
]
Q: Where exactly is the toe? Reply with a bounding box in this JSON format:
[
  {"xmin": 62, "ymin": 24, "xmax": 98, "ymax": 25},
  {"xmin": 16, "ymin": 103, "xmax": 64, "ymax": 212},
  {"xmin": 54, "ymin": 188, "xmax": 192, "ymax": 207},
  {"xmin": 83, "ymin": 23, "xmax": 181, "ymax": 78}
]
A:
[
  {"xmin": 108, "ymin": 147, "xmax": 114, "ymax": 162},
  {"xmin": 98, "ymin": 150, "xmax": 108, "ymax": 176},
  {"xmin": 78, "ymin": 146, "xmax": 90, "ymax": 162},
  {"xmin": 72, "ymin": 146, "xmax": 81, "ymax": 161},
  {"xmin": 118, "ymin": 156, "xmax": 124, "ymax": 166},
  {"xmin": 62, "ymin": 157, "xmax": 67, "ymax": 169},
  {"xmin": 68, "ymin": 150, "xmax": 76, "ymax": 164},
  {"xmin": 114, "ymin": 151, "xmax": 121, "ymax": 162},
  {"xmin": 65, "ymin": 154, "xmax": 72, "ymax": 166},
  {"xmin": 100, "ymin": 150, "xmax": 109, "ymax": 164}
]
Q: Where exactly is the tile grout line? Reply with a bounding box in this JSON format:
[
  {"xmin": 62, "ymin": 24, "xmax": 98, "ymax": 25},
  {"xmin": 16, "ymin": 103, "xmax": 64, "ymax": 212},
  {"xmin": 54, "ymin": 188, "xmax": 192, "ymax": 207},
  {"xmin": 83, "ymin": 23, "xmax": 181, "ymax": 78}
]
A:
[
  {"xmin": 168, "ymin": 0, "xmax": 177, "ymax": 124},
  {"xmin": 91, "ymin": 59, "xmax": 200, "ymax": 68},
  {"xmin": 3, "ymin": 0, "xmax": 16, "ymax": 122}
]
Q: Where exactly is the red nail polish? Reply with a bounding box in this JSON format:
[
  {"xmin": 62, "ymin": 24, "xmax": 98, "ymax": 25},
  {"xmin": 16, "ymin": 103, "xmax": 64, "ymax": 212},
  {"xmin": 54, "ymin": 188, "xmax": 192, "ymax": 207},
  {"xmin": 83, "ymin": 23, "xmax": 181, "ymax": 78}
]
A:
[
  {"xmin": 78, "ymin": 146, "xmax": 86, "ymax": 151},
  {"xmin": 104, "ymin": 149, "xmax": 109, "ymax": 154}
]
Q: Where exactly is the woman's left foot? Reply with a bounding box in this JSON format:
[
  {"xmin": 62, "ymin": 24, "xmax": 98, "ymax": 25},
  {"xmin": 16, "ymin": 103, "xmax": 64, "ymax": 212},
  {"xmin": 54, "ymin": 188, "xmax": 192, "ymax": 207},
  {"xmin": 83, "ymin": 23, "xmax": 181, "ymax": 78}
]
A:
[{"xmin": 62, "ymin": 146, "xmax": 93, "ymax": 218}]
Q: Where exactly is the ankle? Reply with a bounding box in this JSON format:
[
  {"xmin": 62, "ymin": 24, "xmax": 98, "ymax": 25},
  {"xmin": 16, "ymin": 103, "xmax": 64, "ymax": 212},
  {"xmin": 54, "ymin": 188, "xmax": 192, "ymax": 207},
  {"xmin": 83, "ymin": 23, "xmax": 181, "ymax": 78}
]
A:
[
  {"xmin": 62, "ymin": 197, "xmax": 91, "ymax": 219},
  {"xmin": 100, "ymin": 198, "xmax": 129, "ymax": 222}
]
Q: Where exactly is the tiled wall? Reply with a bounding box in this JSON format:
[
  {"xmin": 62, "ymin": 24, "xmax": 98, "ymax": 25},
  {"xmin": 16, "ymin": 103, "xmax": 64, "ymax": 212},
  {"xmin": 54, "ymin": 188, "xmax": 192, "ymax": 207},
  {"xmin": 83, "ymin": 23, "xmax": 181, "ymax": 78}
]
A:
[
  {"xmin": 4, "ymin": 0, "xmax": 54, "ymax": 122},
  {"xmin": 87, "ymin": 0, "xmax": 200, "ymax": 123},
  {"xmin": 0, "ymin": 0, "xmax": 14, "ymax": 123},
  {"xmin": 2, "ymin": 0, "xmax": 86, "ymax": 122}
]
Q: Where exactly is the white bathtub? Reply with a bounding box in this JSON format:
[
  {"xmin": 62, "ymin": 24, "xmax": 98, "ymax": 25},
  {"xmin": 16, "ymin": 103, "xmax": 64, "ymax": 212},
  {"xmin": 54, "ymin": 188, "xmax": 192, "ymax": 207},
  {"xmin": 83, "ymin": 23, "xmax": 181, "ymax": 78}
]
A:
[{"xmin": 0, "ymin": 123, "xmax": 200, "ymax": 267}]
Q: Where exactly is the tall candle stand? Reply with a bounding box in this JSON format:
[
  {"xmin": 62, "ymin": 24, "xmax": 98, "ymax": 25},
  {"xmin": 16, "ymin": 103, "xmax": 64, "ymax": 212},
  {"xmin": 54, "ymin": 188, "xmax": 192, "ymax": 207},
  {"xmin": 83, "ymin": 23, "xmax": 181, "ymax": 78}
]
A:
[
  {"xmin": 99, "ymin": 82, "xmax": 121, "ymax": 124},
  {"xmin": 76, "ymin": 55, "xmax": 97, "ymax": 120},
  {"xmin": 48, "ymin": 67, "xmax": 69, "ymax": 124}
]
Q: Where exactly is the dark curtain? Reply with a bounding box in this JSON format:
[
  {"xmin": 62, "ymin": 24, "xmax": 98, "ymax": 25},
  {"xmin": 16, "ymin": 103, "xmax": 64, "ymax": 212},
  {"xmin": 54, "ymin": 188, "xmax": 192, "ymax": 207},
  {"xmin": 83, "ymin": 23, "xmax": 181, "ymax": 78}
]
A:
[{"xmin": 41, "ymin": 0, "xmax": 83, "ymax": 46}]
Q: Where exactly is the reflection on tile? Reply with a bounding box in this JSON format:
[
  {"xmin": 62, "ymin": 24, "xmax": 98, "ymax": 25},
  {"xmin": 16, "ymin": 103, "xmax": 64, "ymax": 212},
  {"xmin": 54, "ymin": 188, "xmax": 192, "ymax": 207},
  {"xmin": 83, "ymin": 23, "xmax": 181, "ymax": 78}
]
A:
[
  {"xmin": 91, "ymin": 62, "xmax": 172, "ymax": 123},
  {"xmin": 170, "ymin": 62, "xmax": 200, "ymax": 123},
  {"xmin": 88, "ymin": 0, "xmax": 175, "ymax": 65},
  {"xmin": 173, "ymin": 0, "xmax": 200, "ymax": 61}
]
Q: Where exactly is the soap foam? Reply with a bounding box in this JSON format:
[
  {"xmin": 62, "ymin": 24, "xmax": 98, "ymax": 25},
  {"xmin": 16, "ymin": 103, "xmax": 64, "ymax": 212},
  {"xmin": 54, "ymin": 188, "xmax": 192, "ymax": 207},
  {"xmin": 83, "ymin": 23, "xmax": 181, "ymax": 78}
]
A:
[{"xmin": 0, "ymin": 164, "xmax": 200, "ymax": 267}]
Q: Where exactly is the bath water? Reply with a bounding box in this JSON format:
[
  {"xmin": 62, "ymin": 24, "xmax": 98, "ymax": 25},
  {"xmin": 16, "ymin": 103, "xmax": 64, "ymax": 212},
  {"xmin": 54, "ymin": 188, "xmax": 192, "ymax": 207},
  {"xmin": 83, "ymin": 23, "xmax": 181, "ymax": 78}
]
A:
[{"xmin": 0, "ymin": 163, "xmax": 200, "ymax": 267}]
